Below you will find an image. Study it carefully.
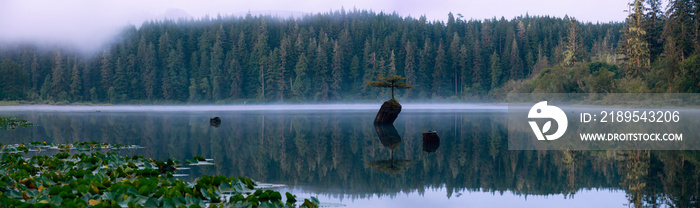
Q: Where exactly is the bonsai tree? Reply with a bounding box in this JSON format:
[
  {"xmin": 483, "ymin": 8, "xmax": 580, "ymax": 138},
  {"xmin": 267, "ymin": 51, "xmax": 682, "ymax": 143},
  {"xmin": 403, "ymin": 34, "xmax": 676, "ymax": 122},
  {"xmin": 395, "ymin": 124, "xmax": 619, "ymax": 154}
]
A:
[{"xmin": 368, "ymin": 75, "xmax": 414, "ymax": 100}]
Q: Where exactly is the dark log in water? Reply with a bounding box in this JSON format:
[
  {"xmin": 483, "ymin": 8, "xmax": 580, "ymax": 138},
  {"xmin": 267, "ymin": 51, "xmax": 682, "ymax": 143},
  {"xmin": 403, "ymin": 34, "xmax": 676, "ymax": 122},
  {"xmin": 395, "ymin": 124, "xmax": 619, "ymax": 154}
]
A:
[
  {"xmin": 423, "ymin": 131, "xmax": 440, "ymax": 153},
  {"xmin": 210, "ymin": 117, "xmax": 221, "ymax": 127},
  {"xmin": 374, "ymin": 124, "xmax": 401, "ymax": 150},
  {"xmin": 374, "ymin": 99, "xmax": 402, "ymax": 124}
]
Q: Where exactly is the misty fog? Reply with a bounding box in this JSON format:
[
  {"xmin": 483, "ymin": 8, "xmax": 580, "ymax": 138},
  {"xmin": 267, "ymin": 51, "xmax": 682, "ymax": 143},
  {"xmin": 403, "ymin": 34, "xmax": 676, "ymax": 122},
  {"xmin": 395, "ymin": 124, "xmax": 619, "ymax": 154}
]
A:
[
  {"xmin": 0, "ymin": 0, "xmax": 628, "ymax": 54},
  {"xmin": 0, "ymin": 103, "xmax": 507, "ymax": 112}
]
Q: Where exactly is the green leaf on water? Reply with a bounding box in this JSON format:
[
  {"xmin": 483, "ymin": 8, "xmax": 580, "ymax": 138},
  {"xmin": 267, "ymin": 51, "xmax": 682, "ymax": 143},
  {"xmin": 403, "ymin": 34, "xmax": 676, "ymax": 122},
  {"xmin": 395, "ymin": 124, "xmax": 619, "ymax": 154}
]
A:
[{"xmin": 285, "ymin": 192, "xmax": 297, "ymax": 204}]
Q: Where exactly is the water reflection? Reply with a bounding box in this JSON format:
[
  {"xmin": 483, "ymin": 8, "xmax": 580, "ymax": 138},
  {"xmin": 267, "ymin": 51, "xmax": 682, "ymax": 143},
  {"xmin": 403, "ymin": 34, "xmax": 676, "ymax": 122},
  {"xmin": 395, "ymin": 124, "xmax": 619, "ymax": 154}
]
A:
[
  {"xmin": 0, "ymin": 108, "xmax": 698, "ymax": 207},
  {"xmin": 368, "ymin": 124, "xmax": 413, "ymax": 174},
  {"xmin": 422, "ymin": 131, "xmax": 439, "ymax": 153}
]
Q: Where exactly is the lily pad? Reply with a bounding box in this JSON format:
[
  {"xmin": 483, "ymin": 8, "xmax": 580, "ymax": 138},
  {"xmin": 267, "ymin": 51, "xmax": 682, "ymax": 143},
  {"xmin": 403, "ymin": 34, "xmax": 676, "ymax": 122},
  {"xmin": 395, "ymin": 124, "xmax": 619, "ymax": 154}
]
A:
[{"xmin": 0, "ymin": 141, "xmax": 317, "ymax": 208}]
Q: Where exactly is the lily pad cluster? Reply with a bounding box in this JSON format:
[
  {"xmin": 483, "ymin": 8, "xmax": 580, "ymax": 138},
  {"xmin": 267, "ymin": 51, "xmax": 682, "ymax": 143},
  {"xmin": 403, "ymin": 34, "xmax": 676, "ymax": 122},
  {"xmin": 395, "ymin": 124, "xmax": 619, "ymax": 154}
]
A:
[
  {"xmin": 1, "ymin": 142, "xmax": 144, "ymax": 154},
  {"xmin": 186, "ymin": 156, "xmax": 214, "ymax": 166},
  {"xmin": 0, "ymin": 116, "xmax": 35, "ymax": 129},
  {"xmin": 0, "ymin": 143, "xmax": 319, "ymax": 208}
]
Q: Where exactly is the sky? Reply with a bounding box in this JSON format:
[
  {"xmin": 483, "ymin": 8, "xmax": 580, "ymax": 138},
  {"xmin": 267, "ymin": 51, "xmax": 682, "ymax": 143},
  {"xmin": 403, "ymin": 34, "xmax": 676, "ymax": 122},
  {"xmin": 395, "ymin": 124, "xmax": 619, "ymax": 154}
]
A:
[{"xmin": 0, "ymin": 0, "xmax": 637, "ymax": 53}]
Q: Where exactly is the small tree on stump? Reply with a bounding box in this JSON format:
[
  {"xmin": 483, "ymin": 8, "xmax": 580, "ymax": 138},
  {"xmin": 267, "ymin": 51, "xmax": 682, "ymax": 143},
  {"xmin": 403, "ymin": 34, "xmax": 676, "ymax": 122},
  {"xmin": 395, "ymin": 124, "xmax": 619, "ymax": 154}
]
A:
[{"xmin": 368, "ymin": 75, "xmax": 414, "ymax": 100}]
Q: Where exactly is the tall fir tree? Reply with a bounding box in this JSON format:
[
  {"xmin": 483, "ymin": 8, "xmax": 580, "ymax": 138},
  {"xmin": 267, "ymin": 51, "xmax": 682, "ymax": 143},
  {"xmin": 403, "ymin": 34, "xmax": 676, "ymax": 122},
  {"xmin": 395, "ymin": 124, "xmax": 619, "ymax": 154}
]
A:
[
  {"xmin": 292, "ymin": 53, "xmax": 310, "ymax": 99},
  {"xmin": 99, "ymin": 51, "xmax": 113, "ymax": 99},
  {"xmin": 449, "ymin": 32, "xmax": 462, "ymax": 95},
  {"xmin": 226, "ymin": 44, "xmax": 242, "ymax": 99},
  {"xmin": 510, "ymin": 38, "xmax": 523, "ymax": 80},
  {"xmin": 472, "ymin": 38, "xmax": 484, "ymax": 91},
  {"xmin": 403, "ymin": 41, "xmax": 416, "ymax": 97},
  {"xmin": 69, "ymin": 58, "xmax": 82, "ymax": 101},
  {"xmin": 623, "ymin": 0, "xmax": 651, "ymax": 74},
  {"xmin": 490, "ymin": 52, "xmax": 502, "ymax": 88},
  {"xmin": 210, "ymin": 26, "xmax": 225, "ymax": 100},
  {"xmin": 331, "ymin": 41, "xmax": 344, "ymax": 100},
  {"xmin": 314, "ymin": 43, "xmax": 330, "ymax": 101},
  {"xmin": 50, "ymin": 50, "xmax": 66, "ymax": 100},
  {"xmin": 432, "ymin": 42, "xmax": 446, "ymax": 97}
]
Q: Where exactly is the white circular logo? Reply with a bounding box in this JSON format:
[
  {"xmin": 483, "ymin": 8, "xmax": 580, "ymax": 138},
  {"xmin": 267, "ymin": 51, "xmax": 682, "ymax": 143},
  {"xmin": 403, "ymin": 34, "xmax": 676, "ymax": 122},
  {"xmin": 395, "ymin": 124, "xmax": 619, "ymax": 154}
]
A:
[{"xmin": 528, "ymin": 101, "xmax": 568, "ymax": 140}]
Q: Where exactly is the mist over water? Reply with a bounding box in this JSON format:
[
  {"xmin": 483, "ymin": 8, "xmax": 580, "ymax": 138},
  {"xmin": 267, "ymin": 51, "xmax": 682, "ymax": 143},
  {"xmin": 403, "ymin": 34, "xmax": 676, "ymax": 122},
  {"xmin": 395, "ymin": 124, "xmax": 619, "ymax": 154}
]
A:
[{"xmin": 0, "ymin": 103, "xmax": 507, "ymax": 112}]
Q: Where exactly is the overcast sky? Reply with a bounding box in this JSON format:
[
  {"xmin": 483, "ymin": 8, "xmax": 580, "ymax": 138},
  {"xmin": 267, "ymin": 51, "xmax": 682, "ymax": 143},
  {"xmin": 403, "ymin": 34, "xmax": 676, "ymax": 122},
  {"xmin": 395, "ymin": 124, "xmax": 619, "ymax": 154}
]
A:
[{"xmin": 0, "ymin": 0, "xmax": 640, "ymax": 53}]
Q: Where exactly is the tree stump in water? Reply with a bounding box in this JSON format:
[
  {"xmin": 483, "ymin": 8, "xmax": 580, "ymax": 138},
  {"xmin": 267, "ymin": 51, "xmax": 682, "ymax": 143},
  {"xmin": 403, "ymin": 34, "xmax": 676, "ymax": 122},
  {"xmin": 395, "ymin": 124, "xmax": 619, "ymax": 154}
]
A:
[
  {"xmin": 374, "ymin": 99, "xmax": 402, "ymax": 124},
  {"xmin": 210, "ymin": 117, "xmax": 221, "ymax": 127},
  {"xmin": 422, "ymin": 131, "xmax": 440, "ymax": 153}
]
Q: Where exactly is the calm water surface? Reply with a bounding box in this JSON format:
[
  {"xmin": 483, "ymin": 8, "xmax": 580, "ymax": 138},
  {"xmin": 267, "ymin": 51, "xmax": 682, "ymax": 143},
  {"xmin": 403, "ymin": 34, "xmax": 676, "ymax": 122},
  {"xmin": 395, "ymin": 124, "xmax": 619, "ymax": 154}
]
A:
[{"xmin": 1, "ymin": 104, "xmax": 696, "ymax": 207}]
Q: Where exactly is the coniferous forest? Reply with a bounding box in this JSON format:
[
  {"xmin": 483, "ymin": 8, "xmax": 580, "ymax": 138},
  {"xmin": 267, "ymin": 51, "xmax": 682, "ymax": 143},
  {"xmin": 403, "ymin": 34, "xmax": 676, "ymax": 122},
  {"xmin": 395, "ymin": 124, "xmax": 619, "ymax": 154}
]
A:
[{"xmin": 0, "ymin": 0, "xmax": 698, "ymax": 104}]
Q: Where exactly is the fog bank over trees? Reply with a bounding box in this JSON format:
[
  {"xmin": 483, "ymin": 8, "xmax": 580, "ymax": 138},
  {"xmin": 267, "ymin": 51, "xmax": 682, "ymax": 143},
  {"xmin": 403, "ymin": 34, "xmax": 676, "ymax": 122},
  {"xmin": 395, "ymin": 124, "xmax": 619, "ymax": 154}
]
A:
[{"xmin": 1, "ymin": 0, "xmax": 699, "ymax": 103}]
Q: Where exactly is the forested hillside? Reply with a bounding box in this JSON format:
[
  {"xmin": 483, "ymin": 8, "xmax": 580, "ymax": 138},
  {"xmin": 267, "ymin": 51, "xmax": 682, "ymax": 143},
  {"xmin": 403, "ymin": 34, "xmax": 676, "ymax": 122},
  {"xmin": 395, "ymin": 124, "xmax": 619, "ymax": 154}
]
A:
[{"xmin": 0, "ymin": 0, "xmax": 697, "ymax": 104}]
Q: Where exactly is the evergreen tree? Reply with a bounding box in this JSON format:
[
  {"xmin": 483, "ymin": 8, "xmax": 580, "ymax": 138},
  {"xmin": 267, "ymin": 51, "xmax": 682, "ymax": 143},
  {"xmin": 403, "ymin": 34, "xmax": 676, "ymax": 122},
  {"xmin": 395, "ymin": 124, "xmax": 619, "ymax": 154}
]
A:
[
  {"xmin": 40, "ymin": 75, "xmax": 52, "ymax": 100},
  {"xmin": 69, "ymin": 58, "xmax": 82, "ymax": 101},
  {"xmin": 172, "ymin": 40, "xmax": 187, "ymax": 101},
  {"xmin": 138, "ymin": 38, "xmax": 156, "ymax": 101},
  {"xmin": 361, "ymin": 40, "xmax": 377, "ymax": 94},
  {"xmin": 387, "ymin": 50, "xmax": 397, "ymax": 76},
  {"xmin": 331, "ymin": 41, "xmax": 343, "ymax": 100},
  {"xmin": 30, "ymin": 53, "xmax": 39, "ymax": 92},
  {"xmin": 210, "ymin": 26, "xmax": 225, "ymax": 100},
  {"xmin": 472, "ymin": 38, "xmax": 484, "ymax": 91},
  {"xmin": 198, "ymin": 32, "xmax": 212, "ymax": 101},
  {"xmin": 199, "ymin": 77, "xmax": 211, "ymax": 101},
  {"xmin": 459, "ymin": 45, "xmax": 469, "ymax": 95},
  {"xmin": 349, "ymin": 55, "xmax": 362, "ymax": 94},
  {"xmin": 292, "ymin": 53, "xmax": 310, "ymax": 99},
  {"xmin": 403, "ymin": 41, "xmax": 416, "ymax": 97},
  {"xmin": 188, "ymin": 78, "xmax": 199, "ymax": 102},
  {"xmin": 99, "ymin": 51, "xmax": 113, "ymax": 99},
  {"xmin": 510, "ymin": 38, "xmax": 523, "ymax": 80},
  {"xmin": 432, "ymin": 42, "xmax": 446, "ymax": 97},
  {"xmin": 368, "ymin": 75, "xmax": 414, "ymax": 100},
  {"xmin": 249, "ymin": 21, "xmax": 269, "ymax": 99},
  {"xmin": 226, "ymin": 45, "xmax": 242, "ymax": 99},
  {"xmin": 314, "ymin": 43, "xmax": 330, "ymax": 101},
  {"xmin": 623, "ymin": 0, "xmax": 651, "ymax": 73},
  {"xmin": 563, "ymin": 18, "xmax": 584, "ymax": 66},
  {"xmin": 112, "ymin": 57, "xmax": 128, "ymax": 102},
  {"xmin": 645, "ymin": 0, "xmax": 665, "ymax": 62},
  {"xmin": 277, "ymin": 38, "xmax": 290, "ymax": 101},
  {"xmin": 418, "ymin": 38, "xmax": 433, "ymax": 95},
  {"xmin": 490, "ymin": 52, "xmax": 503, "ymax": 88},
  {"xmin": 664, "ymin": 0, "xmax": 696, "ymax": 60},
  {"xmin": 162, "ymin": 49, "xmax": 181, "ymax": 100},
  {"xmin": 265, "ymin": 50, "xmax": 279, "ymax": 100},
  {"xmin": 0, "ymin": 60, "xmax": 29, "ymax": 100},
  {"xmin": 449, "ymin": 32, "xmax": 462, "ymax": 95},
  {"xmin": 50, "ymin": 50, "xmax": 66, "ymax": 99}
]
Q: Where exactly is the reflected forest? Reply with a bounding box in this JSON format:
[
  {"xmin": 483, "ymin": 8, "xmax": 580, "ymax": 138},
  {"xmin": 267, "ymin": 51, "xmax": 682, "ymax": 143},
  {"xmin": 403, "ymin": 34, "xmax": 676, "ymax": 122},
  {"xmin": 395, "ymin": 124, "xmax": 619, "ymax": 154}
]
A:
[
  {"xmin": 2, "ymin": 0, "xmax": 700, "ymax": 207},
  {"xmin": 2, "ymin": 110, "xmax": 698, "ymax": 207}
]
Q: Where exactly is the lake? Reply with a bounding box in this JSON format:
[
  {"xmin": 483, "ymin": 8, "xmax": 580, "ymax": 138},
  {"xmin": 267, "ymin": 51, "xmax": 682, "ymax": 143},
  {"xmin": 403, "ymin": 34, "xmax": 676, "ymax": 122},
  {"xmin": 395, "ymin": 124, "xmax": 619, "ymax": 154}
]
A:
[{"xmin": 1, "ymin": 104, "xmax": 697, "ymax": 207}]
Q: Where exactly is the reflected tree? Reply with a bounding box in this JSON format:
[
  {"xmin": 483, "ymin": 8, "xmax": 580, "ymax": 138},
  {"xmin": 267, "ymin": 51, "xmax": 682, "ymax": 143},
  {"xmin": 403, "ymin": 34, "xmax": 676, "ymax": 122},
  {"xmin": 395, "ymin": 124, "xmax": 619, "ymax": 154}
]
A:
[
  {"xmin": 367, "ymin": 124, "xmax": 413, "ymax": 174},
  {"xmin": 1, "ymin": 111, "xmax": 699, "ymax": 206}
]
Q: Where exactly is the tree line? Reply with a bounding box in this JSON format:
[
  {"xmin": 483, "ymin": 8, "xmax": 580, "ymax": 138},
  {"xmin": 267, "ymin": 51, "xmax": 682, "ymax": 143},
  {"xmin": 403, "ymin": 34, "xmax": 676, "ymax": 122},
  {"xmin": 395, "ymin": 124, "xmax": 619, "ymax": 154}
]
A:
[
  {"xmin": 514, "ymin": 0, "xmax": 700, "ymax": 94},
  {"xmin": 0, "ymin": 0, "xmax": 698, "ymax": 103}
]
